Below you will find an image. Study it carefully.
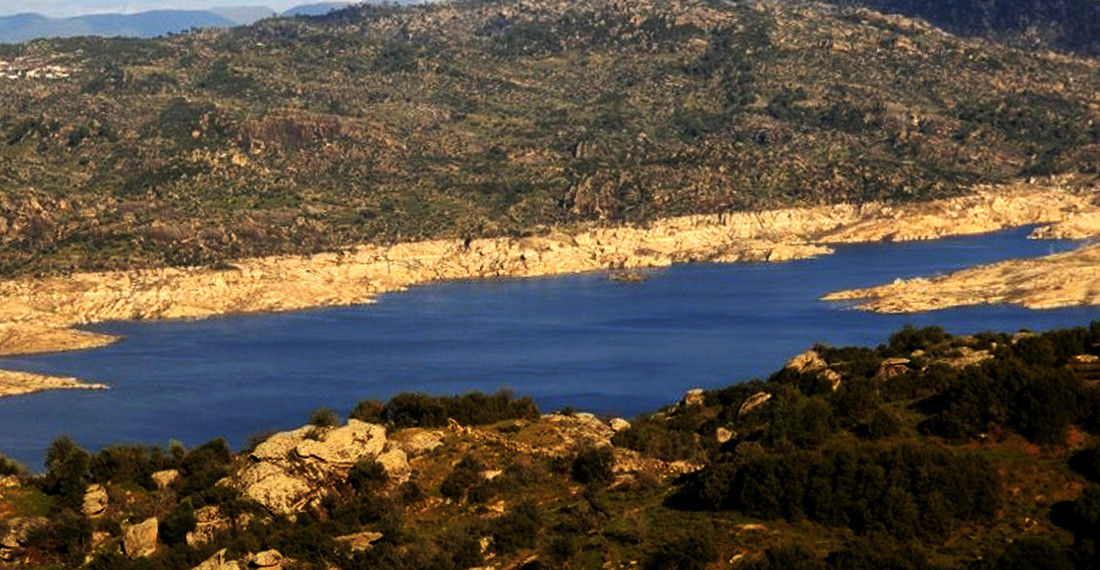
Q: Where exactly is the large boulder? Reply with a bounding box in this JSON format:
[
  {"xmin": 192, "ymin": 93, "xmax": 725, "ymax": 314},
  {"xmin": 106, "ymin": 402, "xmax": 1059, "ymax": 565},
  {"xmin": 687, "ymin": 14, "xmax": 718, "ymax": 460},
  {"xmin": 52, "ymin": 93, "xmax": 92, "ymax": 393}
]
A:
[
  {"xmin": 231, "ymin": 420, "xmax": 397, "ymax": 515},
  {"xmin": 786, "ymin": 350, "xmax": 827, "ymax": 373},
  {"xmin": 82, "ymin": 484, "xmax": 108, "ymax": 517},
  {"xmin": 234, "ymin": 462, "xmax": 316, "ymax": 515},
  {"xmin": 394, "ymin": 430, "xmax": 444, "ymax": 457},
  {"xmin": 295, "ymin": 420, "xmax": 387, "ymax": 465},
  {"xmin": 151, "ymin": 469, "xmax": 180, "ymax": 489},
  {"xmin": 250, "ymin": 550, "xmax": 285, "ymax": 568},
  {"xmin": 192, "ymin": 548, "xmax": 240, "ymax": 570},
  {"xmin": 123, "ymin": 517, "xmax": 159, "ymax": 558}
]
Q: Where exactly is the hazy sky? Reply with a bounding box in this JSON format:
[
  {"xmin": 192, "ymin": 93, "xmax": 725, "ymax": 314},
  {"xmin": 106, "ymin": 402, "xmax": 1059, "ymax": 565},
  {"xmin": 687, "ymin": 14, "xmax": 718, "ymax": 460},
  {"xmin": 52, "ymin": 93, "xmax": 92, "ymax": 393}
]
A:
[{"xmin": 0, "ymin": 0, "xmax": 349, "ymax": 18}]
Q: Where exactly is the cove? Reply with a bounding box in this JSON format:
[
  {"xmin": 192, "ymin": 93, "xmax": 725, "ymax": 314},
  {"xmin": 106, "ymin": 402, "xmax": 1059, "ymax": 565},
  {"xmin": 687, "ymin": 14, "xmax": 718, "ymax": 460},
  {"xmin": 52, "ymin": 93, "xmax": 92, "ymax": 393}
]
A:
[{"xmin": 1, "ymin": 226, "xmax": 1098, "ymax": 469}]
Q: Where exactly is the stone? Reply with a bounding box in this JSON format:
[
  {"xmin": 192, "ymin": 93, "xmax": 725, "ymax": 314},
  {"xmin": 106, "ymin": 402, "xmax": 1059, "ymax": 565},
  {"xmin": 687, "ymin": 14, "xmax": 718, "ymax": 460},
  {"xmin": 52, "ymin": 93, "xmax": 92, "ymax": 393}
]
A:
[
  {"xmin": 786, "ymin": 350, "xmax": 827, "ymax": 372},
  {"xmin": 877, "ymin": 358, "xmax": 911, "ymax": 379},
  {"xmin": 397, "ymin": 431, "xmax": 444, "ymax": 456},
  {"xmin": 819, "ymin": 369, "xmax": 843, "ymax": 391},
  {"xmin": 82, "ymin": 484, "xmax": 108, "ymax": 517},
  {"xmin": 186, "ymin": 506, "xmax": 229, "ymax": 547},
  {"xmin": 151, "ymin": 469, "xmax": 180, "ymax": 489},
  {"xmin": 234, "ymin": 462, "xmax": 315, "ymax": 516},
  {"xmin": 250, "ymin": 427, "xmax": 311, "ymax": 461},
  {"xmin": 250, "ymin": 549, "xmax": 284, "ymax": 568},
  {"xmin": 716, "ymin": 427, "xmax": 734, "ymax": 444},
  {"xmin": 295, "ymin": 420, "xmax": 387, "ymax": 465},
  {"xmin": 375, "ymin": 448, "xmax": 410, "ymax": 480},
  {"xmin": 609, "ymin": 418, "xmax": 631, "ymax": 432},
  {"xmin": 334, "ymin": 531, "xmax": 384, "ymax": 551},
  {"xmin": 738, "ymin": 392, "xmax": 772, "ymax": 417},
  {"xmin": 123, "ymin": 517, "xmax": 159, "ymax": 559},
  {"xmin": 1, "ymin": 517, "xmax": 48, "ymax": 551},
  {"xmin": 191, "ymin": 548, "xmax": 240, "ymax": 570},
  {"xmin": 681, "ymin": 388, "xmax": 705, "ymax": 407}
]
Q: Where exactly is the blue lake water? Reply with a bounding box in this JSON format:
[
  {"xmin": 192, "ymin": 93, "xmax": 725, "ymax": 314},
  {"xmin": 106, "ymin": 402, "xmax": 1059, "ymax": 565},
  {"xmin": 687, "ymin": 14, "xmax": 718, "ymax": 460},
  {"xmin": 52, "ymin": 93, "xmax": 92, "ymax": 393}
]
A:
[{"xmin": 1, "ymin": 226, "xmax": 1098, "ymax": 469}]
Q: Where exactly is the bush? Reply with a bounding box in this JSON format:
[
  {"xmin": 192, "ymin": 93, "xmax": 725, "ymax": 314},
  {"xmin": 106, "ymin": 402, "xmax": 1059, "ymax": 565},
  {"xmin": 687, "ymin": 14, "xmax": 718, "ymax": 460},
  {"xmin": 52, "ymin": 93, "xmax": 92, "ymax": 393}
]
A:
[
  {"xmin": 309, "ymin": 407, "xmax": 339, "ymax": 428},
  {"xmin": 41, "ymin": 437, "xmax": 90, "ymax": 510},
  {"xmin": 571, "ymin": 446, "xmax": 615, "ymax": 488},
  {"xmin": 348, "ymin": 459, "xmax": 388, "ymax": 494},
  {"xmin": 349, "ymin": 399, "xmax": 385, "ymax": 423},
  {"xmin": 644, "ymin": 528, "xmax": 718, "ymax": 570},
  {"xmin": 440, "ymin": 455, "xmax": 485, "ymax": 502},
  {"xmin": 490, "ymin": 499, "xmax": 542, "ymax": 554}
]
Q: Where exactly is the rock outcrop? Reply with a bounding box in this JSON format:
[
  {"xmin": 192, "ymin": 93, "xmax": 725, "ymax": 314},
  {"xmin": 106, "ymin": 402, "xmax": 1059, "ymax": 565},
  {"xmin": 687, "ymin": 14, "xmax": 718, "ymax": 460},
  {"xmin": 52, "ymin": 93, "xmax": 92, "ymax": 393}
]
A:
[
  {"xmin": 0, "ymin": 517, "xmax": 48, "ymax": 561},
  {"xmin": 123, "ymin": 517, "xmax": 159, "ymax": 558},
  {"xmin": 824, "ymin": 242, "xmax": 1100, "ymax": 312},
  {"xmin": 82, "ymin": 484, "xmax": 108, "ymax": 517},
  {"xmin": 151, "ymin": 469, "xmax": 180, "ymax": 489},
  {"xmin": 231, "ymin": 420, "xmax": 399, "ymax": 515},
  {"xmin": 192, "ymin": 548, "xmax": 239, "ymax": 570}
]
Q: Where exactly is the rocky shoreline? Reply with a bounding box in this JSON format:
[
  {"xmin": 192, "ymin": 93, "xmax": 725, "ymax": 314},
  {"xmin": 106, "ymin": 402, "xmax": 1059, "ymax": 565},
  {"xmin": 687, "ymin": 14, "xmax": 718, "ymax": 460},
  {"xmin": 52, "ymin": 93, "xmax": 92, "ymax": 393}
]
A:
[
  {"xmin": 0, "ymin": 370, "xmax": 108, "ymax": 398},
  {"xmin": 0, "ymin": 182, "xmax": 1097, "ymax": 395},
  {"xmin": 823, "ymin": 242, "xmax": 1100, "ymax": 313}
]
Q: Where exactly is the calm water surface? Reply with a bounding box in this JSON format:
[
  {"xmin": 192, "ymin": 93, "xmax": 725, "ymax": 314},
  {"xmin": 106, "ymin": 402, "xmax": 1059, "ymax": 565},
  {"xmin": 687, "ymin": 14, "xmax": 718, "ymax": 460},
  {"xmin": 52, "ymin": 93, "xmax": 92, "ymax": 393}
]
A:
[{"xmin": 1, "ymin": 227, "xmax": 1097, "ymax": 468}]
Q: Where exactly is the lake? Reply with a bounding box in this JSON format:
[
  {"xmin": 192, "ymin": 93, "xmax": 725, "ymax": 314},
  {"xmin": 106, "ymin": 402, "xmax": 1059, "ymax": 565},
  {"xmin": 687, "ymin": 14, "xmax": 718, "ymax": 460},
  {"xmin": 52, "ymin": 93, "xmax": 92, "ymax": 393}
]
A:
[{"xmin": 0, "ymin": 226, "xmax": 1097, "ymax": 469}]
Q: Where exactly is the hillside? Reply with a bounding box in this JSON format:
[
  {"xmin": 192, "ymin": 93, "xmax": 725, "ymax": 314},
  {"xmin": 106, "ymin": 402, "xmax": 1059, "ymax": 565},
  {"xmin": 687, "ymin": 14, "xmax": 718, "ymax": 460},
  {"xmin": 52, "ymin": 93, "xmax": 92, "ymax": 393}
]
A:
[
  {"xmin": 3, "ymin": 324, "xmax": 1100, "ymax": 568},
  {"xmin": 0, "ymin": 0, "xmax": 1097, "ymax": 278},
  {"xmin": 830, "ymin": 0, "xmax": 1100, "ymax": 56}
]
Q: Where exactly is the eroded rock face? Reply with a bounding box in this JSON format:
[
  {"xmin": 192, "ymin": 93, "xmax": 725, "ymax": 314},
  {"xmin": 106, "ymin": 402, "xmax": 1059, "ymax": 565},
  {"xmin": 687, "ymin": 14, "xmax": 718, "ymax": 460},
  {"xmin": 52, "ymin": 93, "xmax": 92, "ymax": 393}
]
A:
[
  {"xmin": 231, "ymin": 420, "xmax": 401, "ymax": 515},
  {"xmin": 123, "ymin": 517, "xmax": 159, "ymax": 559},
  {"xmin": 82, "ymin": 484, "xmax": 108, "ymax": 517},
  {"xmin": 681, "ymin": 389, "xmax": 706, "ymax": 407}
]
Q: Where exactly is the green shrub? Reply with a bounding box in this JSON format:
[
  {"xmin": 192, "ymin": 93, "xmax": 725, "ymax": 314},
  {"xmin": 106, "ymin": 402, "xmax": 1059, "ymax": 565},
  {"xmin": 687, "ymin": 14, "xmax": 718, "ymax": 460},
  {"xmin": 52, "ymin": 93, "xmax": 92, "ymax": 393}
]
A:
[
  {"xmin": 309, "ymin": 407, "xmax": 339, "ymax": 428},
  {"xmin": 571, "ymin": 446, "xmax": 615, "ymax": 488}
]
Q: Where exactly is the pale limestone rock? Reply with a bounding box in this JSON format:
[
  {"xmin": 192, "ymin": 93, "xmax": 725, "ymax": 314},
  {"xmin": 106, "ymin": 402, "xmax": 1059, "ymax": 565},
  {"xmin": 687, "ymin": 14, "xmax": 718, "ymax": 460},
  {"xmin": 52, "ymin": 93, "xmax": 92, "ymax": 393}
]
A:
[
  {"xmin": 397, "ymin": 430, "xmax": 444, "ymax": 457},
  {"xmin": 295, "ymin": 420, "xmax": 387, "ymax": 465},
  {"xmin": 123, "ymin": 517, "xmax": 159, "ymax": 558},
  {"xmin": 375, "ymin": 448, "xmax": 410, "ymax": 481},
  {"xmin": 820, "ymin": 369, "xmax": 843, "ymax": 391},
  {"xmin": 250, "ymin": 549, "xmax": 284, "ymax": 568},
  {"xmin": 250, "ymin": 427, "xmax": 311, "ymax": 461},
  {"xmin": 681, "ymin": 388, "xmax": 705, "ymax": 407},
  {"xmin": 187, "ymin": 506, "xmax": 228, "ymax": 546},
  {"xmin": 234, "ymin": 462, "xmax": 315, "ymax": 516},
  {"xmin": 738, "ymin": 392, "xmax": 772, "ymax": 417},
  {"xmin": 786, "ymin": 350, "xmax": 827, "ymax": 373},
  {"xmin": 335, "ymin": 531, "xmax": 384, "ymax": 551},
  {"xmin": 151, "ymin": 469, "xmax": 180, "ymax": 489},
  {"xmin": 609, "ymin": 418, "xmax": 631, "ymax": 433},
  {"xmin": 191, "ymin": 548, "xmax": 240, "ymax": 570},
  {"xmin": 479, "ymin": 470, "xmax": 502, "ymax": 481},
  {"xmin": 716, "ymin": 427, "xmax": 734, "ymax": 444},
  {"xmin": 82, "ymin": 484, "xmax": 108, "ymax": 517}
]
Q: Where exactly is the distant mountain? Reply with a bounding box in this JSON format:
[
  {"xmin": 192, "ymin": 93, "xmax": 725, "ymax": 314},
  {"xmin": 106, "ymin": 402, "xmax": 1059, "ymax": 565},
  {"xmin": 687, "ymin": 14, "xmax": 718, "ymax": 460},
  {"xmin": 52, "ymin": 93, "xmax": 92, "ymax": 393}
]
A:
[
  {"xmin": 281, "ymin": 2, "xmax": 355, "ymax": 17},
  {"xmin": 209, "ymin": 5, "xmax": 278, "ymax": 25},
  {"xmin": 0, "ymin": 10, "xmax": 235, "ymax": 43}
]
